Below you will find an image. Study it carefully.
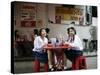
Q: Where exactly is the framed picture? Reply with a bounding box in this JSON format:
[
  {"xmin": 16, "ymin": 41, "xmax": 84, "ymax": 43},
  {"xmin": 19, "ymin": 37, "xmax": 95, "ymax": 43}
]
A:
[{"xmin": 11, "ymin": 1, "xmax": 97, "ymax": 74}]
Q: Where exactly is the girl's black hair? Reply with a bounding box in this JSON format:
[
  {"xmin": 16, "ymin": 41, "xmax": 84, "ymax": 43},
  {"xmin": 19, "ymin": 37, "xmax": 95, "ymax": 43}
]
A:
[
  {"xmin": 67, "ymin": 27, "xmax": 76, "ymax": 34},
  {"xmin": 45, "ymin": 28, "xmax": 50, "ymax": 33},
  {"xmin": 39, "ymin": 28, "xmax": 46, "ymax": 36},
  {"xmin": 67, "ymin": 27, "xmax": 76, "ymax": 42},
  {"xmin": 34, "ymin": 29, "xmax": 38, "ymax": 35}
]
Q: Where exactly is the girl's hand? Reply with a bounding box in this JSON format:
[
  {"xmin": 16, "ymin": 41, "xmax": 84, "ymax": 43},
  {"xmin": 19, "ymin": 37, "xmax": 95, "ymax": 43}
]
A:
[
  {"xmin": 42, "ymin": 43, "xmax": 47, "ymax": 52},
  {"xmin": 63, "ymin": 42, "xmax": 69, "ymax": 45},
  {"xmin": 42, "ymin": 43, "xmax": 47, "ymax": 48}
]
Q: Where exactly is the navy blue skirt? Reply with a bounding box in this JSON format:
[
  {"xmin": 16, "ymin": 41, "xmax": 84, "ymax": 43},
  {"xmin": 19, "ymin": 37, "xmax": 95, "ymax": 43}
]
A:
[
  {"xmin": 64, "ymin": 49, "xmax": 83, "ymax": 62},
  {"xmin": 33, "ymin": 51, "xmax": 48, "ymax": 64}
]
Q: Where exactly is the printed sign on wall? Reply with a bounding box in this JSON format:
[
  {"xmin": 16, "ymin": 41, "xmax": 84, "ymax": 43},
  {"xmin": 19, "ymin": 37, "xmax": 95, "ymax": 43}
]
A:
[
  {"xmin": 20, "ymin": 4, "xmax": 36, "ymax": 27},
  {"xmin": 55, "ymin": 7, "xmax": 83, "ymax": 24}
]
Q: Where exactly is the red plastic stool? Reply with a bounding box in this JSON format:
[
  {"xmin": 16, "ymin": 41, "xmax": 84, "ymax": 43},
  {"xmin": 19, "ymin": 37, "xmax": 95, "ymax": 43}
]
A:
[
  {"xmin": 72, "ymin": 56, "xmax": 87, "ymax": 70},
  {"xmin": 34, "ymin": 58, "xmax": 40, "ymax": 72},
  {"xmin": 34, "ymin": 58, "xmax": 49, "ymax": 72}
]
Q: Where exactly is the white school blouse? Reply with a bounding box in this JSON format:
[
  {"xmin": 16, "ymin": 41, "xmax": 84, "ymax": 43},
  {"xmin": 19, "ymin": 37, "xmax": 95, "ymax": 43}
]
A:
[
  {"xmin": 65, "ymin": 35, "xmax": 83, "ymax": 51},
  {"xmin": 33, "ymin": 36, "xmax": 48, "ymax": 52}
]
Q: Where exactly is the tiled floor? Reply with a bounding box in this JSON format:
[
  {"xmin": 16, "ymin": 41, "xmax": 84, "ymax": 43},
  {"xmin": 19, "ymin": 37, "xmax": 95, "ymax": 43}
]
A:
[{"xmin": 14, "ymin": 56, "xmax": 97, "ymax": 74}]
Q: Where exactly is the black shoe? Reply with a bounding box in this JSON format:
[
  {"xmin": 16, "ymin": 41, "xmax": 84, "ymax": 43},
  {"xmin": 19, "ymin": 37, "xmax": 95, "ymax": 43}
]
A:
[
  {"xmin": 56, "ymin": 69, "xmax": 62, "ymax": 71},
  {"xmin": 49, "ymin": 66, "xmax": 57, "ymax": 71},
  {"xmin": 49, "ymin": 68, "xmax": 54, "ymax": 71},
  {"xmin": 63, "ymin": 68, "xmax": 67, "ymax": 71},
  {"xmin": 66, "ymin": 67, "xmax": 72, "ymax": 70}
]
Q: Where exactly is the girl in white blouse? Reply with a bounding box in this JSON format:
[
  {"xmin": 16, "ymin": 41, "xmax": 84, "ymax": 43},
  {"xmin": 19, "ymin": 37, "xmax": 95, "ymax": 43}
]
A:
[
  {"xmin": 64, "ymin": 27, "xmax": 83, "ymax": 64},
  {"xmin": 33, "ymin": 28, "xmax": 48, "ymax": 72}
]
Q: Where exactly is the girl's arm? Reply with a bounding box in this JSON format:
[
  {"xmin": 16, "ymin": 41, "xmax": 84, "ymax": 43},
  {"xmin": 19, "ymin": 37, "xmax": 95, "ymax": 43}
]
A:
[
  {"xmin": 64, "ymin": 36, "xmax": 83, "ymax": 49},
  {"xmin": 34, "ymin": 37, "xmax": 48, "ymax": 50}
]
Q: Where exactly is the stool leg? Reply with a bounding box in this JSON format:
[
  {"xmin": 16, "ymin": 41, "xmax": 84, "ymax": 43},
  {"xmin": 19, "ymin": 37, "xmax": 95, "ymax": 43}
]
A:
[
  {"xmin": 34, "ymin": 58, "xmax": 40, "ymax": 72},
  {"xmin": 79, "ymin": 56, "xmax": 87, "ymax": 69},
  {"xmin": 72, "ymin": 61, "xmax": 75, "ymax": 70},
  {"xmin": 44, "ymin": 63, "xmax": 49, "ymax": 72},
  {"xmin": 79, "ymin": 57, "xmax": 82, "ymax": 69},
  {"xmin": 83, "ymin": 57, "xmax": 87, "ymax": 69},
  {"xmin": 72, "ymin": 58, "xmax": 79, "ymax": 70}
]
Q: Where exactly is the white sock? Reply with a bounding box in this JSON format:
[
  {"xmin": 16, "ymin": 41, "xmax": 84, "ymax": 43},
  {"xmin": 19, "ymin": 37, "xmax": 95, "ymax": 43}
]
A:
[
  {"xmin": 49, "ymin": 65, "xmax": 53, "ymax": 69},
  {"xmin": 64, "ymin": 66, "xmax": 67, "ymax": 69},
  {"xmin": 51, "ymin": 68, "xmax": 54, "ymax": 71},
  {"xmin": 49, "ymin": 65, "xmax": 54, "ymax": 71}
]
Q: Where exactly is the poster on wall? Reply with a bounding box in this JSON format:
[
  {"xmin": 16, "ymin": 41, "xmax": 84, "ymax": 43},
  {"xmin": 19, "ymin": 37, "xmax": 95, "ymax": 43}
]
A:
[
  {"xmin": 20, "ymin": 3, "xmax": 36, "ymax": 27},
  {"xmin": 55, "ymin": 7, "xmax": 84, "ymax": 25}
]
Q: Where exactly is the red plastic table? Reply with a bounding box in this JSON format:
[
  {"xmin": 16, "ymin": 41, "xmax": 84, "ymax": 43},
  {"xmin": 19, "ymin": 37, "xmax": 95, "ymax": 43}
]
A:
[{"xmin": 44, "ymin": 44, "xmax": 72, "ymax": 70}]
